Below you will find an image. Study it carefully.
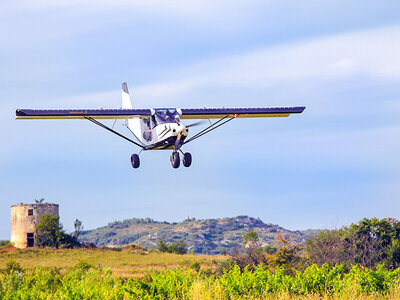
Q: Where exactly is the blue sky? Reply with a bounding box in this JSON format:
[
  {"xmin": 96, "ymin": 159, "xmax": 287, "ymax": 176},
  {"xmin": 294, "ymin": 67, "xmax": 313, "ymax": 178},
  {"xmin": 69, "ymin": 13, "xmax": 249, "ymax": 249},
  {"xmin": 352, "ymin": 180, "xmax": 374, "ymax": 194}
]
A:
[{"xmin": 1, "ymin": 1, "xmax": 400, "ymax": 239}]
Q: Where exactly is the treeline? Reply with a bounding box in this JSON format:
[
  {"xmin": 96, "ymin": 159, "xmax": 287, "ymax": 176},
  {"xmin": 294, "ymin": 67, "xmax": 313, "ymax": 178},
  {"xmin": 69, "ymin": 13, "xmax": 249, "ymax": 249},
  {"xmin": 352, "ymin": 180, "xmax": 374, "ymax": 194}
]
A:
[
  {"xmin": 230, "ymin": 217, "xmax": 400, "ymax": 273},
  {"xmin": 307, "ymin": 217, "xmax": 400, "ymax": 269},
  {"xmin": 107, "ymin": 218, "xmax": 168, "ymax": 228}
]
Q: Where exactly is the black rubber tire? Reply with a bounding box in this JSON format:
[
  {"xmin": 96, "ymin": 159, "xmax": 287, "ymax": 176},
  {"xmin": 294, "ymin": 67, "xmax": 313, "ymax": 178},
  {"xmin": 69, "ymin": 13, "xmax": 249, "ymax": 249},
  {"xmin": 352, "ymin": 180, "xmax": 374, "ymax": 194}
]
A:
[
  {"xmin": 183, "ymin": 152, "xmax": 192, "ymax": 167},
  {"xmin": 131, "ymin": 154, "xmax": 140, "ymax": 169},
  {"xmin": 170, "ymin": 151, "xmax": 180, "ymax": 168}
]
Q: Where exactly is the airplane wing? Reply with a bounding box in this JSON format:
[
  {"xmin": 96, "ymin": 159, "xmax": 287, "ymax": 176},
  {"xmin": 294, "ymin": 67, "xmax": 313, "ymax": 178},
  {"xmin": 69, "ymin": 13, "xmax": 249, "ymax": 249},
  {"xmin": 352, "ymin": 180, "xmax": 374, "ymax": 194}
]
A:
[
  {"xmin": 15, "ymin": 109, "xmax": 152, "ymax": 119},
  {"xmin": 179, "ymin": 107, "xmax": 305, "ymax": 119},
  {"xmin": 15, "ymin": 106, "xmax": 305, "ymax": 120}
]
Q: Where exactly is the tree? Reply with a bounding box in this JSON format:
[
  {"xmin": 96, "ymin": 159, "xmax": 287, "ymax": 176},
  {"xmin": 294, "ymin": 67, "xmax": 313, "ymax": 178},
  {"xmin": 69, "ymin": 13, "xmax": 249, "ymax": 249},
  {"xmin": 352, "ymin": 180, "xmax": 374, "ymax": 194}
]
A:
[
  {"xmin": 305, "ymin": 229, "xmax": 349, "ymax": 266},
  {"xmin": 73, "ymin": 219, "xmax": 84, "ymax": 239},
  {"xmin": 231, "ymin": 229, "xmax": 267, "ymax": 270},
  {"xmin": 269, "ymin": 234, "xmax": 304, "ymax": 273},
  {"xmin": 243, "ymin": 229, "xmax": 259, "ymax": 247},
  {"xmin": 169, "ymin": 241, "xmax": 187, "ymax": 254},
  {"xmin": 157, "ymin": 239, "xmax": 169, "ymax": 252},
  {"xmin": 35, "ymin": 214, "xmax": 64, "ymax": 248},
  {"xmin": 35, "ymin": 214, "xmax": 82, "ymax": 248},
  {"xmin": 157, "ymin": 239, "xmax": 187, "ymax": 254}
]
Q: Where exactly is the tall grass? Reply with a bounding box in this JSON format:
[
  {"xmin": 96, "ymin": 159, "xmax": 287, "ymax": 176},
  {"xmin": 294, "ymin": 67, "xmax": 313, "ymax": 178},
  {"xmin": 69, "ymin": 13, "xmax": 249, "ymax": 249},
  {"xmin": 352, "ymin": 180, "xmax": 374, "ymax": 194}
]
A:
[
  {"xmin": 0, "ymin": 247, "xmax": 223, "ymax": 277},
  {"xmin": 1, "ymin": 262, "xmax": 400, "ymax": 299}
]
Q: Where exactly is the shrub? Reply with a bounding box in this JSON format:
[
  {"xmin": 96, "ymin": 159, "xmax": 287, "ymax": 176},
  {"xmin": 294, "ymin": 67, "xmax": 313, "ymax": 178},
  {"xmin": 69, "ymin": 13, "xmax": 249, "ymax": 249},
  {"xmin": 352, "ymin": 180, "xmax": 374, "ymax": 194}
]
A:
[{"xmin": 157, "ymin": 239, "xmax": 187, "ymax": 254}]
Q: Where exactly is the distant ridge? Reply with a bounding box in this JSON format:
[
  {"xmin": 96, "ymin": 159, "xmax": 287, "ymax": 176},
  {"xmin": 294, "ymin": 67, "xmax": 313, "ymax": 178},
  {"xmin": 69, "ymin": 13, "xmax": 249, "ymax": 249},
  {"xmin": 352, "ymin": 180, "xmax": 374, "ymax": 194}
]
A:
[{"xmin": 79, "ymin": 216, "xmax": 319, "ymax": 254}]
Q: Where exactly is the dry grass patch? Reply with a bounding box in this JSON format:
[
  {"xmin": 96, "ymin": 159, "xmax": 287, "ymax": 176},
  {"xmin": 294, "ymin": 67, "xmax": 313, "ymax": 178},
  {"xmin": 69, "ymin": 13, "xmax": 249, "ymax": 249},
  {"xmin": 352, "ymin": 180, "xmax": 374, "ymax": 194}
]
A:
[{"xmin": 0, "ymin": 246, "xmax": 225, "ymax": 277}]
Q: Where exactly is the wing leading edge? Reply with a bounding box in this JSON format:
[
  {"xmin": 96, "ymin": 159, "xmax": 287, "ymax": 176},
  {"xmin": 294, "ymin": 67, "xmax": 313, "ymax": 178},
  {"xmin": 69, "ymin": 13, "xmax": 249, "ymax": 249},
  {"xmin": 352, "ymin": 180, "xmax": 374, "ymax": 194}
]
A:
[{"xmin": 16, "ymin": 106, "xmax": 305, "ymax": 120}]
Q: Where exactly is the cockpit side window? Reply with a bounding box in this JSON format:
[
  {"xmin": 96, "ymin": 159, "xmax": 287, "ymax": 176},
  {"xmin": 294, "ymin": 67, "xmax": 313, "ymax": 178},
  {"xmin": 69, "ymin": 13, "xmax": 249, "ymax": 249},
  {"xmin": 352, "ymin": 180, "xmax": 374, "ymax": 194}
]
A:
[
  {"xmin": 151, "ymin": 115, "xmax": 158, "ymax": 129},
  {"xmin": 143, "ymin": 118, "xmax": 151, "ymax": 129}
]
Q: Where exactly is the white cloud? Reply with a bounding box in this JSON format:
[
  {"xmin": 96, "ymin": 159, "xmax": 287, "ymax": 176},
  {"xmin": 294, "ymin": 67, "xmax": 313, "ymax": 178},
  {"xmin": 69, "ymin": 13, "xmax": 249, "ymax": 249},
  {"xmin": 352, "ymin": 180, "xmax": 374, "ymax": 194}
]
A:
[
  {"xmin": 11, "ymin": 24, "xmax": 397, "ymax": 111},
  {"xmin": 115, "ymin": 25, "xmax": 399, "ymax": 111}
]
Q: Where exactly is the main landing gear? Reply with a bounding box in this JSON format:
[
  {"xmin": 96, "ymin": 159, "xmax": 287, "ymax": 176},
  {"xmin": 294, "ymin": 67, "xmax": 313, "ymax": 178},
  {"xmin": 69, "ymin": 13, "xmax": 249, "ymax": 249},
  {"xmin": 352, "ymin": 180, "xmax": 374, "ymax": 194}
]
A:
[
  {"xmin": 130, "ymin": 151, "xmax": 192, "ymax": 169},
  {"xmin": 170, "ymin": 151, "xmax": 192, "ymax": 169},
  {"xmin": 183, "ymin": 152, "xmax": 192, "ymax": 167},
  {"xmin": 131, "ymin": 154, "xmax": 140, "ymax": 168}
]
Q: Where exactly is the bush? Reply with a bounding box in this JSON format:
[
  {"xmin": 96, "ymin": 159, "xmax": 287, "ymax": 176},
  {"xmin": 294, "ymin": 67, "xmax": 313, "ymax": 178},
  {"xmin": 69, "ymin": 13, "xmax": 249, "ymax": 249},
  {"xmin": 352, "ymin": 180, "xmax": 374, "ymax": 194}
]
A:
[
  {"xmin": 0, "ymin": 241, "xmax": 10, "ymax": 247},
  {"xmin": 190, "ymin": 262, "xmax": 201, "ymax": 272},
  {"xmin": 157, "ymin": 239, "xmax": 187, "ymax": 254},
  {"xmin": 74, "ymin": 261, "xmax": 94, "ymax": 271},
  {"xmin": 2, "ymin": 260, "xmax": 24, "ymax": 275}
]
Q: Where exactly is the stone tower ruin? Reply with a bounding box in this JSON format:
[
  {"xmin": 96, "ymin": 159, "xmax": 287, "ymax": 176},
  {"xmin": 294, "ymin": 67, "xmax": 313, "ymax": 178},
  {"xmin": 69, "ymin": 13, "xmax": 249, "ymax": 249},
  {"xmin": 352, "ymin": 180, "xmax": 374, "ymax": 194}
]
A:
[{"xmin": 11, "ymin": 203, "xmax": 59, "ymax": 249}]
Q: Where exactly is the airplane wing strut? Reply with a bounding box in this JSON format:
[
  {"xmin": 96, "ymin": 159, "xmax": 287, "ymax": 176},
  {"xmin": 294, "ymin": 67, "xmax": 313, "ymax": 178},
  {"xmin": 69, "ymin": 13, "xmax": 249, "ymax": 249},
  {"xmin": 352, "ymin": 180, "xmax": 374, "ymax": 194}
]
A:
[
  {"xmin": 183, "ymin": 115, "xmax": 236, "ymax": 145},
  {"xmin": 85, "ymin": 117, "xmax": 144, "ymax": 149}
]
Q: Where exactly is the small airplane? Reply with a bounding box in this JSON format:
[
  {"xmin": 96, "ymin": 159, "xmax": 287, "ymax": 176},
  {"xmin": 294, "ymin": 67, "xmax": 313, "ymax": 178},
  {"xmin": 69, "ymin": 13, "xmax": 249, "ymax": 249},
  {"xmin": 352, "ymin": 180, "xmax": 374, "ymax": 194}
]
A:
[{"xmin": 16, "ymin": 82, "xmax": 305, "ymax": 169}]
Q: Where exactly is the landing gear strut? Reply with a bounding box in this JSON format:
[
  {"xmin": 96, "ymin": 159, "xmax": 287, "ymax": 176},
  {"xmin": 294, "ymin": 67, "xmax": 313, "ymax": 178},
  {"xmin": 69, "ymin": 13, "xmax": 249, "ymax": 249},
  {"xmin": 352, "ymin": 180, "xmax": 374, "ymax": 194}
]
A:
[
  {"xmin": 131, "ymin": 154, "xmax": 140, "ymax": 168},
  {"xmin": 170, "ymin": 151, "xmax": 180, "ymax": 168}
]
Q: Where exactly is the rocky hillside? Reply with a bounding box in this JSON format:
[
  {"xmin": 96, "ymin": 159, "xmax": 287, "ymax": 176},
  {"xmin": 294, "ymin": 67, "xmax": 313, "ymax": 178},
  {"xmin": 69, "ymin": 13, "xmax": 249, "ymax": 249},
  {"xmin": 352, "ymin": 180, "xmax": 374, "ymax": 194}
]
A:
[{"xmin": 80, "ymin": 216, "xmax": 318, "ymax": 254}]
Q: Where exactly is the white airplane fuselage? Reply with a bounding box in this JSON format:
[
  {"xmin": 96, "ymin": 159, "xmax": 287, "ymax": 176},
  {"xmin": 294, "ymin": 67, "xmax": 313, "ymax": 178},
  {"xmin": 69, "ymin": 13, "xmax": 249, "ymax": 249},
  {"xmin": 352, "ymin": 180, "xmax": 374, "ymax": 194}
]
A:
[{"xmin": 127, "ymin": 109, "xmax": 189, "ymax": 150}]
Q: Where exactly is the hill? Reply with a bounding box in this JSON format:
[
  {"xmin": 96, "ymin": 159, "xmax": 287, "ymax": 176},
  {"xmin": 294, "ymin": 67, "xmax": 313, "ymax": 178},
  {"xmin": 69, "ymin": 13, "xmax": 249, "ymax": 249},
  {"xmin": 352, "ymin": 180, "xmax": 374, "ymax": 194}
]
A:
[{"xmin": 80, "ymin": 216, "xmax": 317, "ymax": 254}]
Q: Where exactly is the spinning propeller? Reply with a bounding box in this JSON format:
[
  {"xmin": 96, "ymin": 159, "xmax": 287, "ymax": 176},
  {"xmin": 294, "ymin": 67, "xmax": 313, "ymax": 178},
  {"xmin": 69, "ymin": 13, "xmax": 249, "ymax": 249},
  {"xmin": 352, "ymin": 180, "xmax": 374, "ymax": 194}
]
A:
[
  {"xmin": 186, "ymin": 121, "xmax": 205, "ymax": 128},
  {"xmin": 174, "ymin": 121, "xmax": 205, "ymax": 150}
]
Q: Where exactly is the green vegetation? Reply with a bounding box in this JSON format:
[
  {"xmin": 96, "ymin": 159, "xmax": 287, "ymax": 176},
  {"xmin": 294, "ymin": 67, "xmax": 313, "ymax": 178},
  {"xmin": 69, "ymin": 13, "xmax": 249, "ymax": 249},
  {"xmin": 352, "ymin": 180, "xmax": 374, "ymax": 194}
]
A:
[
  {"xmin": 230, "ymin": 218, "xmax": 400, "ymax": 275},
  {"xmin": 2, "ymin": 217, "xmax": 400, "ymax": 298},
  {"xmin": 35, "ymin": 214, "xmax": 81, "ymax": 248},
  {"xmin": 306, "ymin": 217, "xmax": 400, "ymax": 269},
  {"xmin": 1, "ymin": 261, "xmax": 400, "ymax": 299},
  {"xmin": 80, "ymin": 216, "xmax": 311, "ymax": 254},
  {"xmin": 35, "ymin": 214, "xmax": 64, "ymax": 248},
  {"xmin": 157, "ymin": 239, "xmax": 188, "ymax": 254}
]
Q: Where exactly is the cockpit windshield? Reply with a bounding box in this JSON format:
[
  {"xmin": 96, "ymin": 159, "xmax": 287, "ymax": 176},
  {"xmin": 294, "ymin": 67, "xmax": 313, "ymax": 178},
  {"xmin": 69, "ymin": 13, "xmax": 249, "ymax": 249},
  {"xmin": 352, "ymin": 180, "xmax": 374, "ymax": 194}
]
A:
[{"xmin": 151, "ymin": 109, "xmax": 180, "ymax": 128}]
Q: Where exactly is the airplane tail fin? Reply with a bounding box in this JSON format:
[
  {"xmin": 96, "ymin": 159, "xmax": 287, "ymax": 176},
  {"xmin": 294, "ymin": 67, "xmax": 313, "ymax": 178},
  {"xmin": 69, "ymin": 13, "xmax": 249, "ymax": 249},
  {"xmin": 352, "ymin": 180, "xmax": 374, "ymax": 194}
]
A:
[
  {"xmin": 122, "ymin": 82, "xmax": 132, "ymax": 109},
  {"xmin": 121, "ymin": 82, "xmax": 142, "ymax": 143}
]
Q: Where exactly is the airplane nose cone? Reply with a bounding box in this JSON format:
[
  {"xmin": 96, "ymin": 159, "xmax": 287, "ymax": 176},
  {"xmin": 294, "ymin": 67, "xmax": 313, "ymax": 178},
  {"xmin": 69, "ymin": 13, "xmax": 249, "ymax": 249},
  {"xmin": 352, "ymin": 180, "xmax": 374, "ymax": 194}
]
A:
[{"xmin": 172, "ymin": 124, "xmax": 184, "ymax": 135}]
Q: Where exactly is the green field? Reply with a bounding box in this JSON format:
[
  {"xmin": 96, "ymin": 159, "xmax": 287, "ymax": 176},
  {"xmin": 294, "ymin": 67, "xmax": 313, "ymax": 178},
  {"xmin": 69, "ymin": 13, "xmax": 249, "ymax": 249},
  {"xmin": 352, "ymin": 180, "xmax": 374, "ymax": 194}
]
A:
[{"xmin": 1, "ymin": 246, "xmax": 400, "ymax": 299}]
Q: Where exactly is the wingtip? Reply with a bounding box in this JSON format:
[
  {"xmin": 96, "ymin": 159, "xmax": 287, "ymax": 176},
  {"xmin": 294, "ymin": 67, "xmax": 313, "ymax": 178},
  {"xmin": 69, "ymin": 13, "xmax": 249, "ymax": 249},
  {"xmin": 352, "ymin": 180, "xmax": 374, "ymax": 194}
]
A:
[
  {"xmin": 16, "ymin": 109, "xmax": 25, "ymax": 116},
  {"xmin": 122, "ymin": 82, "xmax": 129, "ymax": 94}
]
